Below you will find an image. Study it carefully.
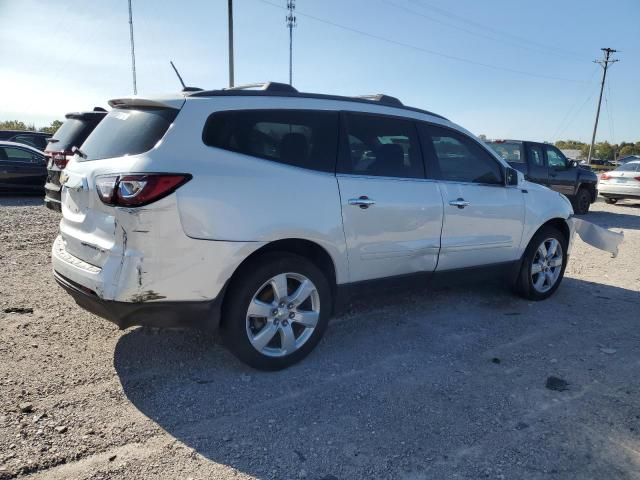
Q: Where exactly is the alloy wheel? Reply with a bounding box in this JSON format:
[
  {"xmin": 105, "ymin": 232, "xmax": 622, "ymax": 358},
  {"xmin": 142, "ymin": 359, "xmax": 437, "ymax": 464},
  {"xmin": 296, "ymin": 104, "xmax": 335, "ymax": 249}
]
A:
[
  {"xmin": 530, "ymin": 238, "xmax": 564, "ymax": 293},
  {"xmin": 245, "ymin": 272, "xmax": 320, "ymax": 357}
]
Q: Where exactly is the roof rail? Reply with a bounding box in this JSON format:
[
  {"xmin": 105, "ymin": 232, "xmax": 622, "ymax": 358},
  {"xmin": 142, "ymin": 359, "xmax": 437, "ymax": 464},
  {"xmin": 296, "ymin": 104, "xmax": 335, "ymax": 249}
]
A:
[
  {"xmin": 225, "ymin": 82, "xmax": 298, "ymax": 93},
  {"xmin": 354, "ymin": 94, "xmax": 404, "ymax": 107}
]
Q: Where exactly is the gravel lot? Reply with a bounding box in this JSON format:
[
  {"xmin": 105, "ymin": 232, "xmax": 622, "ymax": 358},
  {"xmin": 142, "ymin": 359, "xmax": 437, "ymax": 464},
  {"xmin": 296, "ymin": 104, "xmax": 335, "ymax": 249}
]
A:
[{"xmin": 1, "ymin": 197, "xmax": 639, "ymax": 480}]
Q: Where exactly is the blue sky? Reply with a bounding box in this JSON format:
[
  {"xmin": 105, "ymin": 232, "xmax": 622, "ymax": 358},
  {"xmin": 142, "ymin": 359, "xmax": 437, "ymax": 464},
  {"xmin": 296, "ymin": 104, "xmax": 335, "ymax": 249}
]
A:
[{"xmin": 1, "ymin": 0, "xmax": 638, "ymax": 142}]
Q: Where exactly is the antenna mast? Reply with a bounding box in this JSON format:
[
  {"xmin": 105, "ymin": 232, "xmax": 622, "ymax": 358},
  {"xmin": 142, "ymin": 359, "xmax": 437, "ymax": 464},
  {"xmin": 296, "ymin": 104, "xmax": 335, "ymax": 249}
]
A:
[
  {"xmin": 128, "ymin": 0, "xmax": 137, "ymax": 95},
  {"xmin": 286, "ymin": 0, "xmax": 296, "ymax": 85}
]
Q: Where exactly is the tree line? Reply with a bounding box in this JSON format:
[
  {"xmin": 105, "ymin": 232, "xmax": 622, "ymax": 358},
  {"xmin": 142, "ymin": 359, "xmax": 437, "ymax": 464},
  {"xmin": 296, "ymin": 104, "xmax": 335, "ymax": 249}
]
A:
[
  {"xmin": 0, "ymin": 119, "xmax": 64, "ymax": 135},
  {"xmin": 555, "ymin": 140, "xmax": 640, "ymax": 161}
]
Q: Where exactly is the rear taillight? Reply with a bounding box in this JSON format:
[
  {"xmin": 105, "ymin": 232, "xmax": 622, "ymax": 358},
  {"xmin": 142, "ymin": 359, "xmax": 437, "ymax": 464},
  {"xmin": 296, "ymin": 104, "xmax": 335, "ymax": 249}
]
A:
[
  {"xmin": 95, "ymin": 173, "xmax": 191, "ymax": 207},
  {"xmin": 635, "ymin": 176, "xmax": 640, "ymax": 182},
  {"xmin": 49, "ymin": 151, "xmax": 73, "ymax": 169},
  {"xmin": 600, "ymin": 173, "xmax": 611, "ymax": 180}
]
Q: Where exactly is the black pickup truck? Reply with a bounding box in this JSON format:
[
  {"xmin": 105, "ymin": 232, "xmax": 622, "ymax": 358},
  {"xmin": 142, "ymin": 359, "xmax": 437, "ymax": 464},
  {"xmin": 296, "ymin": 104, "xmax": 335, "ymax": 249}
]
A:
[{"xmin": 486, "ymin": 140, "xmax": 598, "ymax": 214}]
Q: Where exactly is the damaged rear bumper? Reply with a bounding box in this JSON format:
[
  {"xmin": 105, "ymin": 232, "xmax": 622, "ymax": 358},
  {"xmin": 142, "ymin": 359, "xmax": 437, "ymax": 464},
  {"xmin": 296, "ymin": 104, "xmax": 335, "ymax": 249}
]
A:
[{"xmin": 54, "ymin": 271, "xmax": 223, "ymax": 331}]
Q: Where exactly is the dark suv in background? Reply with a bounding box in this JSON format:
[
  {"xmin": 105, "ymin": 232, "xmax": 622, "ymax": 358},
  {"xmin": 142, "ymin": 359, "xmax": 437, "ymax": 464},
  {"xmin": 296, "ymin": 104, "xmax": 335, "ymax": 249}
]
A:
[
  {"xmin": 0, "ymin": 130, "xmax": 51, "ymax": 151},
  {"xmin": 486, "ymin": 140, "xmax": 598, "ymax": 214},
  {"xmin": 44, "ymin": 108, "xmax": 106, "ymax": 211}
]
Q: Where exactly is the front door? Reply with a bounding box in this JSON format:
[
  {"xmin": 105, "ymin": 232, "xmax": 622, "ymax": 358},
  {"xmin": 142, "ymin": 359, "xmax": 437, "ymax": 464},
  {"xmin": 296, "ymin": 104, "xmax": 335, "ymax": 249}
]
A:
[
  {"xmin": 418, "ymin": 124, "xmax": 525, "ymax": 271},
  {"xmin": 337, "ymin": 112, "xmax": 443, "ymax": 283},
  {"xmin": 544, "ymin": 145, "xmax": 577, "ymax": 196},
  {"xmin": 0, "ymin": 146, "xmax": 46, "ymax": 192}
]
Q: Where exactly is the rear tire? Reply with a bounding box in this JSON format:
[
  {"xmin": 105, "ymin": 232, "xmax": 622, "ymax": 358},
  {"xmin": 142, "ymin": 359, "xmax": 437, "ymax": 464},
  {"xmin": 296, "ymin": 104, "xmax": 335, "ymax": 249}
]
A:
[
  {"xmin": 604, "ymin": 197, "xmax": 618, "ymax": 205},
  {"xmin": 515, "ymin": 226, "xmax": 568, "ymax": 301},
  {"xmin": 572, "ymin": 188, "xmax": 591, "ymax": 214},
  {"xmin": 221, "ymin": 252, "xmax": 331, "ymax": 370}
]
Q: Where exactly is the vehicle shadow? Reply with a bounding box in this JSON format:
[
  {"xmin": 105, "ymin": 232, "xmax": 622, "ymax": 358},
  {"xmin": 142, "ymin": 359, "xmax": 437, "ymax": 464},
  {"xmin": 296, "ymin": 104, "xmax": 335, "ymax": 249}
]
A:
[
  {"xmin": 0, "ymin": 195, "xmax": 44, "ymax": 207},
  {"xmin": 582, "ymin": 207, "xmax": 640, "ymax": 230},
  {"xmin": 114, "ymin": 277, "xmax": 640, "ymax": 479}
]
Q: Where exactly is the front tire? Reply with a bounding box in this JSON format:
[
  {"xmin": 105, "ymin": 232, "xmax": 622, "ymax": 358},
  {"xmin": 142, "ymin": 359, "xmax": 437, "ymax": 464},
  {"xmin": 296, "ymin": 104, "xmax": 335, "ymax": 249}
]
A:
[
  {"xmin": 221, "ymin": 253, "xmax": 331, "ymax": 370},
  {"xmin": 515, "ymin": 226, "xmax": 568, "ymax": 301},
  {"xmin": 572, "ymin": 188, "xmax": 591, "ymax": 214}
]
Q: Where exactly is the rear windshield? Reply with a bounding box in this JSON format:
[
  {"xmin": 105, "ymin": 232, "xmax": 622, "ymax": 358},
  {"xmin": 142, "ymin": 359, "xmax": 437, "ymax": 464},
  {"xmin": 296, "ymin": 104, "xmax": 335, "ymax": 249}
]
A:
[
  {"xmin": 486, "ymin": 142, "xmax": 524, "ymax": 163},
  {"xmin": 47, "ymin": 119, "xmax": 98, "ymax": 153},
  {"xmin": 79, "ymin": 108, "xmax": 177, "ymax": 161}
]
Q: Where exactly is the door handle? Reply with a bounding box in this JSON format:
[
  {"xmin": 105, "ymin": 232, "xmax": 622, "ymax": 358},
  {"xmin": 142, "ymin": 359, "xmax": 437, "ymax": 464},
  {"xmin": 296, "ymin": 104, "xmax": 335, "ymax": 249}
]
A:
[
  {"xmin": 348, "ymin": 196, "xmax": 375, "ymax": 209},
  {"xmin": 448, "ymin": 198, "xmax": 470, "ymax": 209}
]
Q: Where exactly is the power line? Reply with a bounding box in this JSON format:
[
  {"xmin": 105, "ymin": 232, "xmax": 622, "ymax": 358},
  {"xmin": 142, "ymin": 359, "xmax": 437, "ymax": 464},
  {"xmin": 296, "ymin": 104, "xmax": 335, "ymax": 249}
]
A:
[
  {"xmin": 587, "ymin": 48, "xmax": 619, "ymax": 164},
  {"xmin": 407, "ymin": 0, "xmax": 587, "ymax": 61},
  {"xmin": 551, "ymin": 66, "xmax": 600, "ymax": 139},
  {"xmin": 604, "ymin": 80, "xmax": 615, "ymax": 145},
  {"xmin": 553, "ymin": 86, "xmax": 598, "ymax": 140},
  {"xmin": 382, "ymin": 0, "xmax": 587, "ymax": 63},
  {"xmin": 256, "ymin": 0, "xmax": 587, "ymax": 83}
]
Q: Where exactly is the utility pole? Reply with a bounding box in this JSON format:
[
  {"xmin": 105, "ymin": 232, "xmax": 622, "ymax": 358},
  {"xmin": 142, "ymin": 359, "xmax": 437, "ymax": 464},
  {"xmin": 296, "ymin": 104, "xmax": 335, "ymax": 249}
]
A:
[
  {"xmin": 286, "ymin": 0, "xmax": 296, "ymax": 85},
  {"xmin": 128, "ymin": 0, "xmax": 137, "ymax": 95},
  {"xmin": 587, "ymin": 48, "xmax": 618, "ymax": 164},
  {"xmin": 228, "ymin": 0, "xmax": 234, "ymax": 87}
]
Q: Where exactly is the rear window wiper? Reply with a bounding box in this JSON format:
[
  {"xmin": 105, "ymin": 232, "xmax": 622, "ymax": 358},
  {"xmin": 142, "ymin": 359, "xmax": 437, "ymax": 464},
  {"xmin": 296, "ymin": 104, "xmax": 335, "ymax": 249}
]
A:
[{"xmin": 71, "ymin": 146, "xmax": 87, "ymax": 159}]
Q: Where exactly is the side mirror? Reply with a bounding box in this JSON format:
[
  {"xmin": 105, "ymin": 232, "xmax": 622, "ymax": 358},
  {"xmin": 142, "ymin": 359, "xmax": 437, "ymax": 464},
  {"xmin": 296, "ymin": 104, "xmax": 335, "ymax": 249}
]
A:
[
  {"xmin": 568, "ymin": 159, "xmax": 578, "ymax": 168},
  {"xmin": 505, "ymin": 167, "xmax": 519, "ymax": 186}
]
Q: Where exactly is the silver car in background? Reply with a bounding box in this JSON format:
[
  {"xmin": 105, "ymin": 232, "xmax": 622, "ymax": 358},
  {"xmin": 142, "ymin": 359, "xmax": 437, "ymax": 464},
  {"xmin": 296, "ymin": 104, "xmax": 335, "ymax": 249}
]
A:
[{"xmin": 599, "ymin": 161, "xmax": 640, "ymax": 204}]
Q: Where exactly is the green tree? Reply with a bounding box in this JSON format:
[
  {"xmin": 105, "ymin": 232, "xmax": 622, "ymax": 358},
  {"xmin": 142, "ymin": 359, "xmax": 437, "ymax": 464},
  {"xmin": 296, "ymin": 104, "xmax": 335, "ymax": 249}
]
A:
[
  {"xmin": 0, "ymin": 120, "xmax": 36, "ymax": 131},
  {"xmin": 39, "ymin": 120, "xmax": 64, "ymax": 135}
]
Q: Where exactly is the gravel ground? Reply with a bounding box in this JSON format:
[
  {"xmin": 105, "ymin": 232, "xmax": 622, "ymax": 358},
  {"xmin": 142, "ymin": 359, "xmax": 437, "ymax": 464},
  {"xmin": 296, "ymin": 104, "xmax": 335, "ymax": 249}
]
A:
[{"xmin": 1, "ymin": 196, "xmax": 639, "ymax": 480}]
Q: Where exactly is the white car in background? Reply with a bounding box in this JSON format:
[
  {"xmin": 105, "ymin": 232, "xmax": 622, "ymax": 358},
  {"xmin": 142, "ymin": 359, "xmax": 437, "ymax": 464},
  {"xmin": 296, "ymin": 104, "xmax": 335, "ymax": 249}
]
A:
[
  {"xmin": 599, "ymin": 161, "xmax": 640, "ymax": 204},
  {"xmin": 52, "ymin": 82, "xmax": 575, "ymax": 370}
]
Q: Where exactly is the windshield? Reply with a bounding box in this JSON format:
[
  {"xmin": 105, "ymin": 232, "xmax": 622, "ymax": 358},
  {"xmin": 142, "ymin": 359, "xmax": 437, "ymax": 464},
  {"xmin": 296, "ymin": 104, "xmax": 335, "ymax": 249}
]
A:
[
  {"xmin": 486, "ymin": 142, "xmax": 524, "ymax": 163},
  {"xmin": 79, "ymin": 108, "xmax": 178, "ymax": 161}
]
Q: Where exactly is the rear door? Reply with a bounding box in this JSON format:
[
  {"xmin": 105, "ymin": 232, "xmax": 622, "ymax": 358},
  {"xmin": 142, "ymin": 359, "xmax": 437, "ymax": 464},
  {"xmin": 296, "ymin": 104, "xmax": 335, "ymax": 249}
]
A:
[
  {"xmin": 524, "ymin": 143, "xmax": 549, "ymax": 186},
  {"xmin": 336, "ymin": 112, "xmax": 443, "ymax": 282},
  {"xmin": 419, "ymin": 124, "xmax": 524, "ymax": 270},
  {"xmin": 544, "ymin": 145, "xmax": 577, "ymax": 196}
]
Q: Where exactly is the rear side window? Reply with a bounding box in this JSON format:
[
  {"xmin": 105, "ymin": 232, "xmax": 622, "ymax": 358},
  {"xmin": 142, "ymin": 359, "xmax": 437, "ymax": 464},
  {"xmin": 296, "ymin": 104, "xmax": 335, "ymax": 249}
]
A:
[
  {"xmin": 202, "ymin": 110, "xmax": 339, "ymax": 172},
  {"xmin": 80, "ymin": 108, "xmax": 177, "ymax": 161},
  {"xmin": 527, "ymin": 144, "xmax": 544, "ymax": 167},
  {"xmin": 616, "ymin": 163, "xmax": 640, "ymax": 172},
  {"xmin": 339, "ymin": 113, "xmax": 424, "ymax": 179},
  {"xmin": 420, "ymin": 124, "xmax": 503, "ymax": 185},
  {"xmin": 486, "ymin": 142, "xmax": 524, "ymax": 163}
]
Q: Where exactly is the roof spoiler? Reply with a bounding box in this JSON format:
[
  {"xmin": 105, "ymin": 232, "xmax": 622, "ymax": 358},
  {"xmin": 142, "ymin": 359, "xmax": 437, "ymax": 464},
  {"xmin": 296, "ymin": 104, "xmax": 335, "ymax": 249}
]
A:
[{"xmin": 108, "ymin": 98, "xmax": 184, "ymax": 110}]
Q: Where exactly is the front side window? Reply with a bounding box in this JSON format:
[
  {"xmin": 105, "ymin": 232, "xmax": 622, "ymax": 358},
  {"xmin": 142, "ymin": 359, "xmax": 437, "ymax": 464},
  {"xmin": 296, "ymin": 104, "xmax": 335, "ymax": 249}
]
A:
[
  {"xmin": 420, "ymin": 125, "xmax": 502, "ymax": 184},
  {"xmin": 545, "ymin": 146, "xmax": 567, "ymax": 169},
  {"xmin": 339, "ymin": 113, "xmax": 423, "ymax": 179},
  {"xmin": 203, "ymin": 110, "xmax": 339, "ymax": 172}
]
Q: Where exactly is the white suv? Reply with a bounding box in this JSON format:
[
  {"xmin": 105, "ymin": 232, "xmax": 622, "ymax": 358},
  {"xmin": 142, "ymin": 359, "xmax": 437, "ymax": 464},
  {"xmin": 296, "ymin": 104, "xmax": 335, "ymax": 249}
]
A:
[{"xmin": 52, "ymin": 82, "xmax": 575, "ymax": 370}]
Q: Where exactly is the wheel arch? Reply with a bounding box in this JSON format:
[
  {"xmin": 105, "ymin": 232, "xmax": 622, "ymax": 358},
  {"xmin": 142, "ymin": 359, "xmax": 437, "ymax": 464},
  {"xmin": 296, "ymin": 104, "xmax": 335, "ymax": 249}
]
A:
[{"xmin": 219, "ymin": 238, "xmax": 339, "ymax": 326}]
